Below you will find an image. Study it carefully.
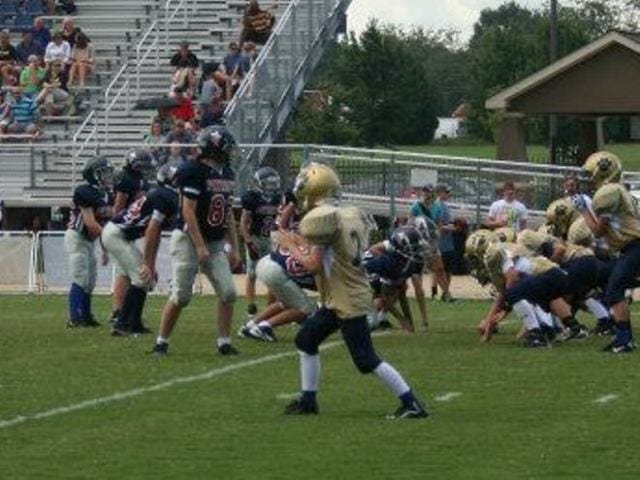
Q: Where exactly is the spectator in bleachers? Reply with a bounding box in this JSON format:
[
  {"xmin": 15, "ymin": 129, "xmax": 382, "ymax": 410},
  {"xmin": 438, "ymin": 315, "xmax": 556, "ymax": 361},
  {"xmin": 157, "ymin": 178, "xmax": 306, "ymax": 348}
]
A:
[
  {"xmin": 240, "ymin": 0, "xmax": 276, "ymax": 46},
  {"xmin": 30, "ymin": 17, "xmax": 51, "ymax": 51},
  {"xmin": 170, "ymin": 86, "xmax": 195, "ymax": 124},
  {"xmin": 58, "ymin": 0, "xmax": 77, "ymax": 15},
  {"xmin": 68, "ymin": 32, "xmax": 94, "ymax": 88},
  {"xmin": 0, "ymin": 31, "xmax": 19, "ymax": 87},
  {"xmin": 61, "ymin": 17, "xmax": 81, "ymax": 48},
  {"xmin": 0, "ymin": 89, "xmax": 11, "ymax": 136},
  {"xmin": 164, "ymin": 119, "xmax": 194, "ymax": 157},
  {"xmin": 199, "ymin": 63, "xmax": 223, "ymax": 106},
  {"xmin": 222, "ymin": 41, "xmax": 247, "ymax": 100},
  {"xmin": 6, "ymin": 87, "xmax": 45, "ymax": 138},
  {"xmin": 153, "ymin": 105, "xmax": 174, "ymax": 135},
  {"xmin": 15, "ymin": 32, "xmax": 44, "ymax": 65},
  {"xmin": 169, "ymin": 41, "xmax": 198, "ymax": 97},
  {"xmin": 44, "ymin": 31, "xmax": 71, "ymax": 67},
  {"xmin": 19, "ymin": 54, "xmax": 46, "ymax": 96},
  {"xmin": 197, "ymin": 100, "xmax": 223, "ymax": 129},
  {"xmin": 44, "ymin": 0, "xmax": 56, "ymax": 15},
  {"xmin": 42, "ymin": 59, "xmax": 69, "ymax": 115},
  {"xmin": 143, "ymin": 120, "xmax": 165, "ymax": 163},
  {"xmin": 166, "ymin": 141, "xmax": 188, "ymax": 164}
]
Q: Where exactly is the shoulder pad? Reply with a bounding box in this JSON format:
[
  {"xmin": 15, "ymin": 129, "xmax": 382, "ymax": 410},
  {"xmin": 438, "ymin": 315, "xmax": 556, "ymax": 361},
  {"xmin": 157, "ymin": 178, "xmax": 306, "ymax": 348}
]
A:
[
  {"xmin": 300, "ymin": 204, "xmax": 340, "ymax": 245},
  {"xmin": 593, "ymin": 183, "xmax": 623, "ymax": 214}
]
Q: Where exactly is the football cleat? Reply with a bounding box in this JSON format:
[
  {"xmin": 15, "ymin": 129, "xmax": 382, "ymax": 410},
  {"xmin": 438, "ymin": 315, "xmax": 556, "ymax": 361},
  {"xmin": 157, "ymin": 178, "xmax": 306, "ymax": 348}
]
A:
[
  {"xmin": 111, "ymin": 325, "xmax": 130, "ymax": 337},
  {"xmin": 377, "ymin": 319, "xmax": 394, "ymax": 330},
  {"xmin": 592, "ymin": 319, "xmax": 617, "ymax": 336},
  {"xmin": 603, "ymin": 338, "xmax": 637, "ymax": 354},
  {"xmin": 249, "ymin": 325, "xmax": 277, "ymax": 342},
  {"xmin": 284, "ymin": 399, "xmax": 319, "ymax": 415},
  {"xmin": 522, "ymin": 329, "xmax": 550, "ymax": 348},
  {"xmin": 130, "ymin": 324, "xmax": 152, "ymax": 335},
  {"xmin": 557, "ymin": 322, "xmax": 590, "ymax": 342},
  {"xmin": 151, "ymin": 341, "xmax": 169, "ymax": 356},
  {"xmin": 386, "ymin": 399, "xmax": 429, "ymax": 420},
  {"xmin": 85, "ymin": 315, "xmax": 101, "ymax": 327},
  {"xmin": 237, "ymin": 325, "xmax": 256, "ymax": 339},
  {"xmin": 218, "ymin": 343, "xmax": 240, "ymax": 356}
]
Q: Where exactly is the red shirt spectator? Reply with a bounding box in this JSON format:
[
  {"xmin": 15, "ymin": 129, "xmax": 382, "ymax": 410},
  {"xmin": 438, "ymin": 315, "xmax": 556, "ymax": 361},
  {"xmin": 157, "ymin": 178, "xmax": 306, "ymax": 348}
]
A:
[{"xmin": 171, "ymin": 88, "xmax": 195, "ymax": 123}]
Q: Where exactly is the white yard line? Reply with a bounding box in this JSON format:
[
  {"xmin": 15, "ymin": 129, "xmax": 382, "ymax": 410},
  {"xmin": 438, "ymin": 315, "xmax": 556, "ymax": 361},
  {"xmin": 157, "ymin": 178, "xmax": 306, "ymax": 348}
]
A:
[
  {"xmin": 594, "ymin": 394, "xmax": 619, "ymax": 405},
  {"xmin": 434, "ymin": 392, "xmax": 462, "ymax": 402},
  {"xmin": 0, "ymin": 332, "xmax": 391, "ymax": 431},
  {"xmin": 276, "ymin": 392, "xmax": 300, "ymax": 400}
]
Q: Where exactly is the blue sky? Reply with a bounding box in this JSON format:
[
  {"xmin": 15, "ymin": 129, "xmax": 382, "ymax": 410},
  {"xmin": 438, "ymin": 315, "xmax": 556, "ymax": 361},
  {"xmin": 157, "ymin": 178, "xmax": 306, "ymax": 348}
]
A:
[{"xmin": 348, "ymin": 0, "xmax": 547, "ymax": 41}]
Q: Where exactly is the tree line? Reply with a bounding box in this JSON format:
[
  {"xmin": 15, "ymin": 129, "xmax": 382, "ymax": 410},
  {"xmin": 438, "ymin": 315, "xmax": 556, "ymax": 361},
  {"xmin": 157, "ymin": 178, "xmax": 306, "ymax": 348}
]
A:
[{"xmin": 288, "ymin": 0, "xmax": 639, "ymax": 148}]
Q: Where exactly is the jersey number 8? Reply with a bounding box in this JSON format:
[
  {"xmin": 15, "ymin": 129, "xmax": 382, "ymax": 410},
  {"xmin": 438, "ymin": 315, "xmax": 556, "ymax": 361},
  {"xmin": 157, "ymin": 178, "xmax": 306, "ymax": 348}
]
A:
[{"xmin": 208, "ymin": 194, "xmax": 227, "ymax": 227}]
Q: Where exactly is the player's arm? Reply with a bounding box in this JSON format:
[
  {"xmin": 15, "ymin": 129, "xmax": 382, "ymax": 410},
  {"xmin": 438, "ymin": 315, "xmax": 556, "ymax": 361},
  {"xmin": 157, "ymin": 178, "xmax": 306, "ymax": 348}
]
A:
[
  {"xmin": 182, "ymin": 197, "xmax": 209, "ymax": 262},
  {"xmin": 113, "ymin": 192, "xmax": 129, "ymax": 215},
  {"xmin": 504, "ymin": 266, "xmax": 520, "ymax": 289},
  {"xmin": 240, "ymin": 208, "xmax": 259, "ymax": 260},
  {"xmin": 140, "ymin": 217, "xmax": 163, "ymax": 284},
  {"xmin": 276, "ymin": 202, "xmax": 296, "ymax": 230},
  {"xmin": 582, "ymin": 209, "xmax": 608, "ymax": 238},
  {"xmin": 479, "ymin": 295, "xmax": 507, "ymax": 342},
  {"xmin": 81, "ymin": 207, "xmax": 102, "ymax": 240},
  {"xmin": 549, "ymin": 242, "xmax": 567, "ymax": 264},
  {"xmin": 278, "ymin": 230, "xmax": 324, "ymax": 273}
]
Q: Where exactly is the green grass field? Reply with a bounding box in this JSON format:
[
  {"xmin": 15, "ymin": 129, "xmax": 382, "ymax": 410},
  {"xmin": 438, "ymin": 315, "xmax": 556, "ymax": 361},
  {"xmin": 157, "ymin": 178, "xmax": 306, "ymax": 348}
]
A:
[{"xmin": 1, "ymin": 294, "xmax": 640, "ymax": 479}]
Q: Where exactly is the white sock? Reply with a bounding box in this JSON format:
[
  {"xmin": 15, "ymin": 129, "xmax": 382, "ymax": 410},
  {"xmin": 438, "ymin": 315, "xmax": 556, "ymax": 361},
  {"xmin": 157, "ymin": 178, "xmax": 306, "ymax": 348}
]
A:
[
  {"xmin": 534, "ymin": 305, "xmax": 554, "ymax": 327},
  {"xmin": 217, "ymin": 337, "xmax": 231, "ymax": 347},
  {"xmin": 513, "ymin": 300, "xmax": 539, "ymax": 331},
  {"xmin": 156, "ymin": 336, "xmax": 168, "ymax": 344},
  {"xmin": 258, "ymin": 320, "xmax": 271, "ymax": 329},
  {"xmin": 374, "ymin": 362, "xmax": 411, "ymax": 397},
  {"xmin": 585, "ymin": 298, "xmax": 609, "ymax": 320},
  {"xmin": 299, "ymin": 351, "xmax": 320, "ymax": 392}
]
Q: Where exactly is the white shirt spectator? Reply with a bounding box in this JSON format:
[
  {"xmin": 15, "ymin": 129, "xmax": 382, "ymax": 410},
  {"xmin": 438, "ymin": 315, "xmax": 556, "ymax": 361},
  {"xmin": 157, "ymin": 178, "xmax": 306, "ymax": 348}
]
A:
[
  {"xmin": 488, "ymin": 198, "xmax": 528, "ymax": 232},
  {"xmin": 44, "ymin": 40, "xmax": 71, "ymax": 65}
]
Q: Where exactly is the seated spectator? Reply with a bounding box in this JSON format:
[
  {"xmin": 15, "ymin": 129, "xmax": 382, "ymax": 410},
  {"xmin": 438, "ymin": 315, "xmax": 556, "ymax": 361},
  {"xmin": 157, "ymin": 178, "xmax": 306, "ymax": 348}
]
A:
[
  {"xmin": 19, "ymin": 55, "xmax": 46, "ymax": 96},
  {"xmin": 0, "ymin": 90, "xmax": 12, "ymax": 135},
  {"xmin": 164, "ymin": 119, "xmax": 194, "ymax": 157},
  {"xmin": 43, "ymin": 60, "xmax": 70, "ymax": 116},
  {"xmin": 68, "ymin": 32, "xmax": 94, "ymax": 88},
  {"xmin": 15, "ymin": 33, "xmax": 45, "ymax": 65},
  {"xmin": 199, "ymin": 64, "xmax": 223, "ymax": 106},
  {"xmin": 240, "ymin": 0, "xmax": 276, "ymax": 46},
  {"xmin": 6, "ymin": 87, "xmax": 46, "ymax": 138},
  {"xmin": 0, "ymin": 31, "xmax": 19, "ymax": 87},
  {"xmin": 44, "ymin": 0, "xmax": 57, "ymax": 15},
  {"xmin": 31, "ymin": 17, "xmax": 52, "ymax": 51},
  {"xmin": 221, "ymin": 42, "xmax": 247, "ymax": 100},
  {"xmin": 61, "ymin": 17, "xmax": 82, "ymax": 48},
  {"xmin": 241, "ymin": 42, "xmax": 257, "ymax": 71},
  {"xmin": 153, "ymin": 105, "xmax": 174, "ymax": 135},
  {"xmin": 170, "ymin": 86, "xmax": 195, "ymax": 124},
  {"xmin": 58, "ymin": 0, "xmax": 77, "ymax": 15},
  {"xmin": 166, "ymin": 142, "xmax": 188, "ymax": 164},
  {"xmin": 45, "ymin": 32, "xmax": 71, "ymax": 67},
  {"xmin": 170, "ymin": 41, "xmax": 199, "ymax": 97},
  {"xmin": 197, "ymin": 100, "xmax": 223, "ymax": 129},
  {"xmin": 144, "ymin": 120, "xmax": 166, "ymax": 163}
]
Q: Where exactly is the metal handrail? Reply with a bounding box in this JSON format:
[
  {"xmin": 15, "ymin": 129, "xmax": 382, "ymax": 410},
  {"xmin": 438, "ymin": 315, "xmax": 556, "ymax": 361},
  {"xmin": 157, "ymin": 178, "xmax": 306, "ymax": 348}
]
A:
[
  {"xmin": 135, "ymin": 20, "xmax": 160, "ymax": 96},
  {"xmin": 164, "ymin": 0, "xmax": 190, "ymax": 52},
  {"xmin": 71, "ymin": 110, "xmax": 98, "ymax": 190},
  {"xmin": 103, "ymin": 63, "xmax": 131, "ymax": 143}
]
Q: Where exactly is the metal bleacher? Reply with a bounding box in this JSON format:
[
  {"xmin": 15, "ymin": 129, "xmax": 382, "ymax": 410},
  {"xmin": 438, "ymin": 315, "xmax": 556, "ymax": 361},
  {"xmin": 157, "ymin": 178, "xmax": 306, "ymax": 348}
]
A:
[{"xmin": 0, "ymin": 0, "xmax": 352, "ymax": 206}]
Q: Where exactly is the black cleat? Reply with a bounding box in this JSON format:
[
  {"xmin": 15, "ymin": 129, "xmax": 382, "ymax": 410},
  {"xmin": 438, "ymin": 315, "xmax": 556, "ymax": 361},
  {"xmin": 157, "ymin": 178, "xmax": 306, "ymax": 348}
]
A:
[
  {"xmin": 111, "ymin": 326, "xmax": 130, "ymax": 337},
  {"xmin": 539, "ymin": 324, "xmax": 557, "ymax": 342},
  {"xmin": 593, "ymin": 319, "xmax": 617, "ymax": 336},
  {"xmin": 603, "ymin": 339, "xmax": 637, "ymax": 354},
  {"xmin": 523, "ymin": 329, "xmax": 551, "ymax": 348},
  {"xmin": 284, "ymin": 399, "xmax": 319, "ymax": 415},
  {"xmin": 378, "ymin": 320, "xmax": 394, "ymax": 330},
  {"xmin": 130, "ymin": 324, "xmax": 152, "ymax": 335},
  {"xmin": 558, "ymin": 322, "xmax": 590, "ymax": 342},
  {"xmin": 85, "ymin": 315, "xmax": 101, "ymax": 327},
  {"xmin": 218, "ymin": 343, "xmax": 240, "ymax": 356},
  {"xmin": 151, "ymin": 341, "xmax": 169, "ymax": 356},
  {"xmin": 386, "ymin": 399, "xmax": 429, "ymax": 420}
]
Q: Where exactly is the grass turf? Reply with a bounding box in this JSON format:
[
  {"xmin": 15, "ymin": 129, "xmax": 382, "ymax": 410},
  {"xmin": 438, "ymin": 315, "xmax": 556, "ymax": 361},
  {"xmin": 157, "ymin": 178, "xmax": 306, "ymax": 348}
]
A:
[{"xmin": 1, "ymin": 294, "xmax": 639, "ymax": 479}]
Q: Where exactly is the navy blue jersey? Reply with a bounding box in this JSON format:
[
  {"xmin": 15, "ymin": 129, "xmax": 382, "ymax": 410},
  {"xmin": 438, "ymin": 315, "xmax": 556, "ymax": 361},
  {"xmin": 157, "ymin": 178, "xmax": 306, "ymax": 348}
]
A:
[
  {"xmin": 363, "ymin": 251, "xmax": 423, "ymax": 286},
  {"xmin": 67, "ymin": 184, "xmax": 111, "ymax": 240},
  {"xmin": 241, "ymin": 190, "xmax": 280, "ymax": 237},
  {"xmin": 114, "ymin": 168, "xmax": 147, "ymax": 209},
  {"xmin": 112, "ymin": 185, "xmax": 179, "ymax": 241},
  {"xmin": 270, "ymin": 247, "xmax": 316, "ymax": 291},
  {"xmin": 277, "ymin": 189, "xmax": 300, "ymax": 231},
  {"xmin": 176, "ymin": 159, "xmax": 235, "ymax": 241}
]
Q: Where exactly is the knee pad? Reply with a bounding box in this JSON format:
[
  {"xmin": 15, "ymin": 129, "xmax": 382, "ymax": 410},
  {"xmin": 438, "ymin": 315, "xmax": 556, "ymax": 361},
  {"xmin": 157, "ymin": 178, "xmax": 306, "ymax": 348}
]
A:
[{"xmin": 295, "ymin": 328, "xmax": 320, "ymax": 355}]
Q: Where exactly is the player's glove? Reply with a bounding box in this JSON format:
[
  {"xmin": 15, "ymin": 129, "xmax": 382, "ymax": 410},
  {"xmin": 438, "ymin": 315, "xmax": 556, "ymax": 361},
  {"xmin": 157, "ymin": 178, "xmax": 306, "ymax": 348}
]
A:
[
  {"xmin": 571, "ymin": 194, "xmax": 587, "ymax": 212},
  {"xmin": 246, "ymin": 241, "xmax": 261, "ymax": 261}
]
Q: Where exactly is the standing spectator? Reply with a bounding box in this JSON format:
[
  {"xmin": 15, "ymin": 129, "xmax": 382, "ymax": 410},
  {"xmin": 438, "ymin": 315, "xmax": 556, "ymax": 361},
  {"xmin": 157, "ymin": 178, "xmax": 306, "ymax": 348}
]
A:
[
  {"xmin": 431, "ymin": 184, "xmax": 456, "ymax": 302},
  {"xmin": 240, "ymin": 0, "xmax": 276, "ymax": 46},
  {"xmin": 409, "ymin": 185, "xmax": 435, "ymax": 220},
  {"xmin": 6, "ymin": 87, "xmax": 46, "ymax": 138},
  {"xmin": 143, "ymin": 120, "xmax": 166, "ymax": 163},
  {"xmin": 43, "ymin": 60, "xmax": 70, "ymax": 116},
  {"xmin": 164, "ymin": 119, "xmax": 194, "ymax": 157},
  {"xmin": 170, "ymin": 86, "xmax": 195, "ymax": 124},
  {"xmin": 0, "ymin": 31, "xmax": 19, "ymax": 87},
  {"xmin": 0, "ymin": 90, "xmax": 11, "ymax": 136},
  {"xmin": 68, "ymin": 32, "xmax": 94, "ymax": 88},
  {"xmin": 20, "ymin": 55, "xmax": 46, "ymax": 96},
  {"xmin": 44, "ymin": 31, "xmax": 71, "ymax": 67},
  {"xmin": 31, "ymin": 17, "xmax": 52, "ymax": 52},
  {"xmin": 170, "ymin": 41, "xmax": 199, "ymax": 96},
  {"xmin": 486, "ymin": 180, "xmax": 528, "ymax": 232},
  {"xmin": 15, "ymin": 32, "xmax": 44, "ymax": 65}
]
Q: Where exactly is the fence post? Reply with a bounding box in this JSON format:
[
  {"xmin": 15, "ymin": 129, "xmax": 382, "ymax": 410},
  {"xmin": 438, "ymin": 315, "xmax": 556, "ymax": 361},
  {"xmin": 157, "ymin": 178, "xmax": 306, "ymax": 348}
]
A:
[
  {"xmin": 389, "ymin": 155, "xmax": 396, "ymax": 220},
  {"xmin": 475, "ymin": 165, "xmax": 482, "ymax": 227}
]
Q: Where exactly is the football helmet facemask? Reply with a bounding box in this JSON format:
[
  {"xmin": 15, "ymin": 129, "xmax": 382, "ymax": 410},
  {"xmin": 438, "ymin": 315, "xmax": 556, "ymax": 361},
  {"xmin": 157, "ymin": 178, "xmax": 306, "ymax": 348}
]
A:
[
  {"xmin": 581, "ymin": 151, "xmax": 622, "ymax": 190},
  {"xmin": 293, "ymin": 162, "xmax": 341, "ymax": 212},
  {"xmin": 83, "ymin": 156, "xmax": 114, "ymax": 190}
]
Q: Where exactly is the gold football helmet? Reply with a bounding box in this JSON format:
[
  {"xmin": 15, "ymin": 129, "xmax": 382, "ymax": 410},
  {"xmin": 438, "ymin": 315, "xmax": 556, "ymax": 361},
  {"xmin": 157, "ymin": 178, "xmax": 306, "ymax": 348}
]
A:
[
  {"xmin": 494, "ymin": 226, "xmax": 517, "ymax": 243},
  {"xmin": 293, "ymin": 162, "xmax": 341, "ymax": 212},
  {"xmin": 582, "ymin": 151, "xmax": 622, "ymax": 190},
  {"xmin": 546, "ymin": 198, "xmax": 579, "ymax": 238},
  {"xmin": 567, "ymin": 217, "xmax": 593, "ymax": 247},
  {"xmin": 465, "ymin": 229, "xmax": 499, "ymax": 260},
  {"xmin": 517, "ymin": 229, "xmax": 554, "ymax": 253}
]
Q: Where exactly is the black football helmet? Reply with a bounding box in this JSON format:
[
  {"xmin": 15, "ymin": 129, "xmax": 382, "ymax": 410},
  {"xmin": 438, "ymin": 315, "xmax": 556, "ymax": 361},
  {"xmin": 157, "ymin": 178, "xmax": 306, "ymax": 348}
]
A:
[
  {"xmin": 254, "ymin": 166, "xmax": 281, "ymax": 196},
  {"xmin": 389, "ymin": 226, "xmax": 428, "ymax": 262},
  {"xmin": 82, "ymin": 156, "xmax": 114, "ymax": 190},
  {"xmin": 156, "ymin": 161, "xmax": 180, "ymax": 188},
  {"xmin": 124, "ymin": 149, "xmax": 157, "ymax": 181},
  {"xmin": 197, "ymin": 125, "xmax": 236, "ymax": 163}
]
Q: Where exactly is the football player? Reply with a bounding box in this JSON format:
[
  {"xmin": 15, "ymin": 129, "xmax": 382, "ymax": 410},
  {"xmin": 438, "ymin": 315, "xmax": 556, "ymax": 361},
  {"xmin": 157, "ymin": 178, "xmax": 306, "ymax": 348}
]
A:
[
  {"xmin": 65, "ymin": 156, "xmax": 114, "ymax": 327},
  {"xmin": 240, "ymin": 166, "xmax": 281, "ymax": 320},
  {"xmin": 102, "ymin": 162, "xmax": 179, "ymax": 336},
  {"xmin": 573, "ymin": 151, "xmax": 640, "ymax": 353},
  {"xmin": 277, "ymin": 162, "xmax": 428, "ymax": 419},
  {"xmin": 109, "ymin": 149, "xmax": 156, "ymax": 324},
  {"xmin": 545, "ymin": 199, "xmax": 580, "ymax": 240},
  {"xmin": 152, "ymin": 126, "xmax": 241, "ymax": 356}
]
